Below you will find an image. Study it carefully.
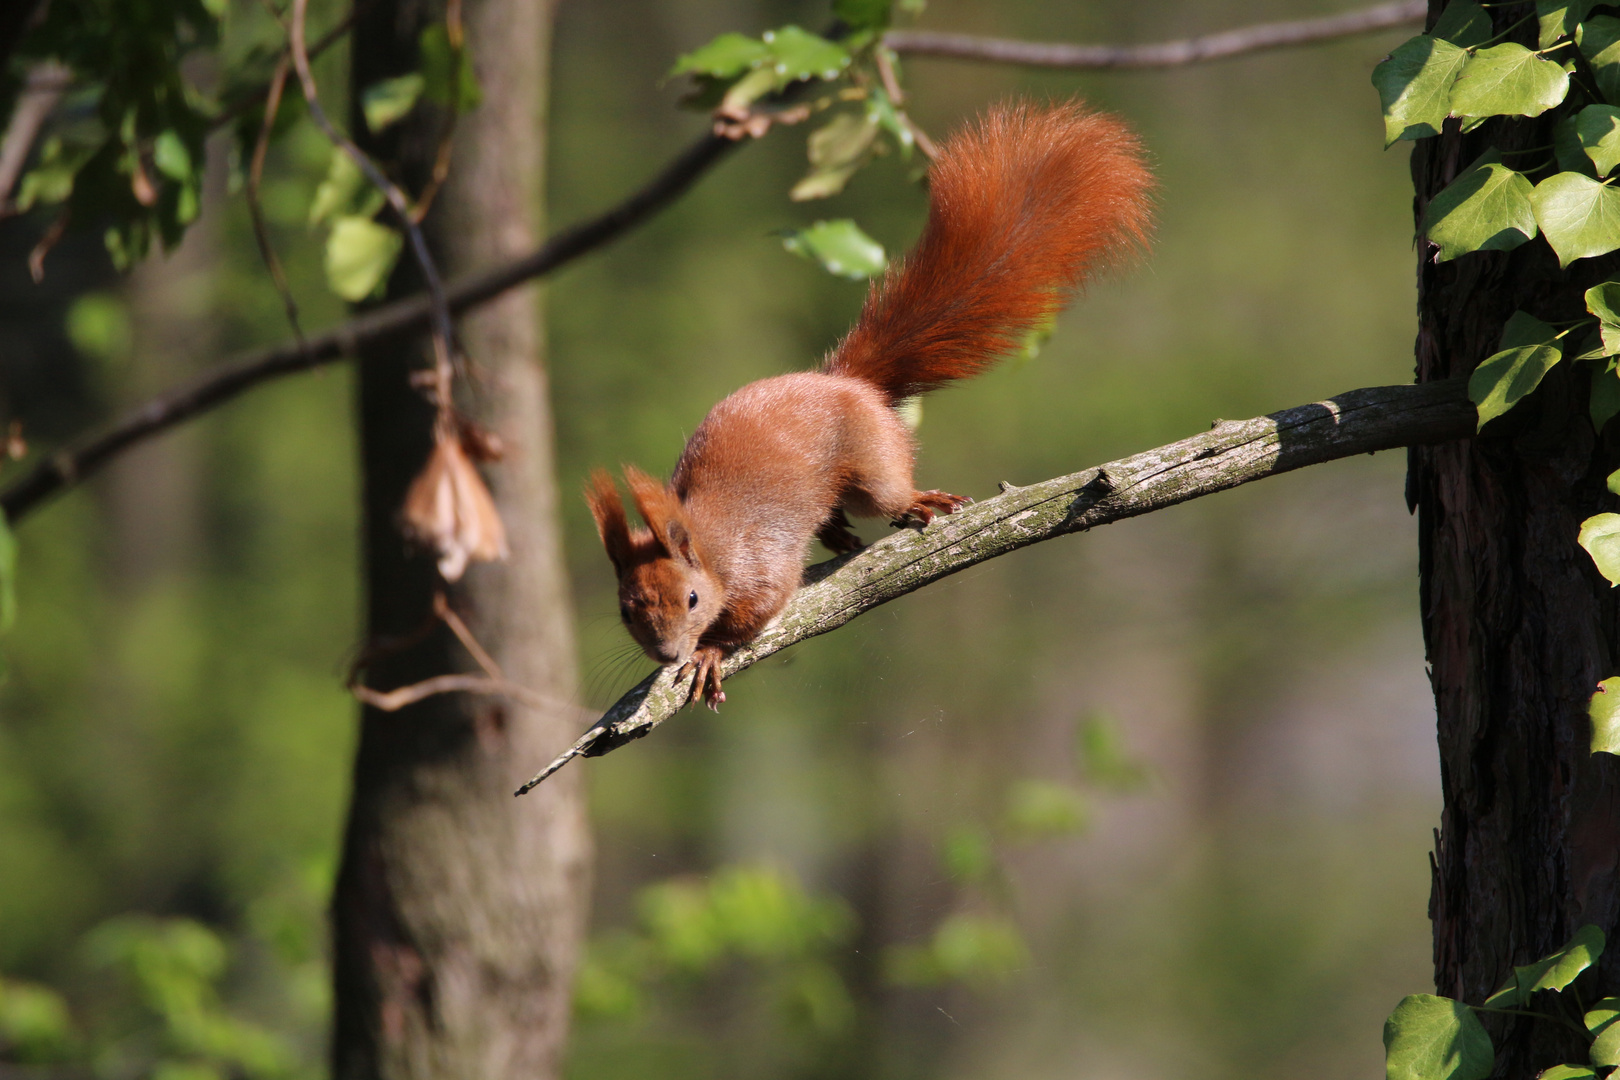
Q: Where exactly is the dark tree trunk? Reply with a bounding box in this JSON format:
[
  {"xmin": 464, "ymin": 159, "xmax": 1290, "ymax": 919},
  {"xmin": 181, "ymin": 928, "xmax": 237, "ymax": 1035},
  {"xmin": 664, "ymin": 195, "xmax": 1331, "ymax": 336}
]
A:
[
  {"xmin": 329, "ymin": 0, "xmax": 590, "ymax": 1077},
  {"xmin": 1412, "ymin": 4, "xmax": 1620, "ymax": 1074}
]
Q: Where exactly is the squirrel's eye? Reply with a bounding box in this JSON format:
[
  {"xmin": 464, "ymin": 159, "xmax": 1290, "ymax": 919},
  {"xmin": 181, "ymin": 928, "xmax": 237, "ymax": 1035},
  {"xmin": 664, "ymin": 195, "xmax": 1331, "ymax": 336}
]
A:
[{"xmin": 688, "ymin": 590, "xmax": 699, "ymax": 610}]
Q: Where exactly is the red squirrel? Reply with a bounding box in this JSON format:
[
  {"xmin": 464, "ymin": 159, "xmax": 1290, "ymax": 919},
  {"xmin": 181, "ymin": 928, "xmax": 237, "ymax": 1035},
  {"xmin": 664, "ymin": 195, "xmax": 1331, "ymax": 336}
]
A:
[{"xmin": 587, "ymin": 100, "xmax": 1154, "ymax": 708}]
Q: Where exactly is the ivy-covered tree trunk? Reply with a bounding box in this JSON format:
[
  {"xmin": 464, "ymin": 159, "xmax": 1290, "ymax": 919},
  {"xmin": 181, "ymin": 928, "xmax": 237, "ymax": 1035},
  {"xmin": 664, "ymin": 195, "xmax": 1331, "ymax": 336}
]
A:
[
  {"xmin": 329, "ymin": 0, "xmax": 590, "ymax": 1077},
  {"xmin": 1411, "ymin": 3, "xmax": 1620, "ymax": 1074}
]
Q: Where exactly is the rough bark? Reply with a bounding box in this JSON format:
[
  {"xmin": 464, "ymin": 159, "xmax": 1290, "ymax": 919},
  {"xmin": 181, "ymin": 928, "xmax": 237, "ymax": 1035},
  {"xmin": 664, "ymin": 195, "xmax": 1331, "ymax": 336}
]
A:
[
  {"xmin": 1411, "ymin": 5, "xmax": 1620, "ymax": 1073},
  {"xmin": 329, "ymin": 0, "xmax": 590, "ymax": 1077},
  {"xmin": 524, "ymin": 378, "xmax": 1476, "ymax": 790}
]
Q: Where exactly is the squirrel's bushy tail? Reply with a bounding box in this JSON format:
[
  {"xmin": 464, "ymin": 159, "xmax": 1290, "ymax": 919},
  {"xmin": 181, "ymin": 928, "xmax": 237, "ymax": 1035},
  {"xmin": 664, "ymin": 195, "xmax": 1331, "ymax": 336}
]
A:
[{"xmin": 823, "ymin": 99, "xmax": 1153, "ymax": 403}]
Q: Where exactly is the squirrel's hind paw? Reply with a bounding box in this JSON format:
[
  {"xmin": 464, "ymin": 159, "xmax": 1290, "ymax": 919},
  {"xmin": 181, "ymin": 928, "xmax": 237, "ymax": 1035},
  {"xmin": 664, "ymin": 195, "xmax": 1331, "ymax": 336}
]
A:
[{"xmin": 891, "ymin": 490, "xmax": 972, "ymax": 529}]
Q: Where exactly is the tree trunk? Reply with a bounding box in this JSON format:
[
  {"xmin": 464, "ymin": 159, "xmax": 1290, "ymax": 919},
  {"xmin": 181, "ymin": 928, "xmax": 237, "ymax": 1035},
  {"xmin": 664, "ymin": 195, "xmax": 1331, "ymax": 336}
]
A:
[
  {"xmin": 1411, "ymin": 4, "xmax": 1620, "ymax": 1074},
  {"xmin": 329, "ymin": 0, "xmax": 590, "ymax": 1077}
]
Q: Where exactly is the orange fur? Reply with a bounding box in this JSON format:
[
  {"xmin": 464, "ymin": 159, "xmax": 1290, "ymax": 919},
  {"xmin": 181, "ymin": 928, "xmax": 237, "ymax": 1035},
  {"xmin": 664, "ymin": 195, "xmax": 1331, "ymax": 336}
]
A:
[
  {"xmin": 590, "ymin": 99, "xmax": 1155, "ymax": 708},
  {"xmin": 824, "ymin": 100, "xmax": 1154, "ymax": 401}
]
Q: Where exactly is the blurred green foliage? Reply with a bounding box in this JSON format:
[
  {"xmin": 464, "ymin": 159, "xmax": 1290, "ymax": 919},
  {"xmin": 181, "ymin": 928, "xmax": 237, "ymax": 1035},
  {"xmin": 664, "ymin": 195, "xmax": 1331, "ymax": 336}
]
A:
[{"xmin": 0, "ymin": 0, "xmax": 1444, "ymax": 1078}]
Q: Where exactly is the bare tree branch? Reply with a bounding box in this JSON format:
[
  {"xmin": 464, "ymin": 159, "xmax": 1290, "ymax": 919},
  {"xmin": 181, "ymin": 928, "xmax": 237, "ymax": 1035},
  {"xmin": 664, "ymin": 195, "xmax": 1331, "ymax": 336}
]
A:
[
  {"xmin": 516, "ymin": 377, "xmax": 1474, "ymax": 795},
  {"xmin": 0, "ymin": 129, "xmax": 738, "ymax": 522},
  {"xmin": 883, "ymin": 0, "xmax": 1425, "ymax": 69}
]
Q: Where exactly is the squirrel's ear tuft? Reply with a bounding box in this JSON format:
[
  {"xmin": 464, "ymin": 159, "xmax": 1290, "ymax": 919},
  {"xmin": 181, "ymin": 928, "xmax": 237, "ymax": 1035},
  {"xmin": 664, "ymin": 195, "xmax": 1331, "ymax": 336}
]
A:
[
  {"xmin": 624, "ymin": 466, "xmax": 696, "ymax": 564},
  {"xmin": 585, "ymin": 469, "xmax": 634, "ymax": 575}
]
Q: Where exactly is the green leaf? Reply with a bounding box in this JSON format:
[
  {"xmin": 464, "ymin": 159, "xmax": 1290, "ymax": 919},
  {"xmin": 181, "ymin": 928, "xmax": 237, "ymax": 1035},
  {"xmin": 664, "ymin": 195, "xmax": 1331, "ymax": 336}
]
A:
[
  {"xmin": 1423, "ymin": 152, "xmax": 1537, "ymax": 260},
  {"xmin": 1578, "ymin": 105, "xmax": 1620, "ymax": 177},
  {"xmin": 324, "ymin": 216, "xmax": 402, "ymax": 301},
  {"xmin": 1585, "ymin": 996, "xmax": 1620, "ymax": 1034},
  {"xmin": 0, "ymin": 977, "xmax": 73, "ymax": 1062},
  {"xmin": 1434, "ymin": 0, "xmax": 1493, "ymax": 47},
  {"xmin": 791, "ymin": 111, "xmax": 880, "ymax": 201},
  {"xmin": 834, "ymin": 0, "xmax": 891, "ymax": 32},
  {"xmin": 1483, "ymin": 925, "xmax": 1607, "ymax": 1005},
  {"xmin": 940, "ymin": 825, "xmax": 994, "ymax": 883},
  {"xmin": 1076, "ymin": 712, "xmax": 1151, "ymax": 791},
  {"xmin": 420, "ymin": 25, "xmax": 482, "ymax": 111},
  {"xmin": 1469, "ymin": 313, "xmax": 1563, "ymax": 429},
  {"xmin": 152, "ymin": 130, "xmax": 192, "ymax": 183},
  {"xmin": 1591, "ymin": 997, "xmax": 1620, "ymax": 1066},
  {"xmin": 1537, "ymin": 1067, "xmax": 1597, "ymax": 1080},
  {"xmin": 1540, "ymin": 1, "xmax": 1595, "ymax": 48},
  {"xmin": 308, "ymin": 148, "xmax": 365, "ymax": 227},
  {"xmin": 1591, "ymin": 678, "xmax": 1620, "ymax": 755},
  {"xmin": 1557, "ymin": 114, "xmax": 1600, "ymax": 178},
  {"xmin": 1004, "ymin": 780, "xmax": 1090, "ymax": 838},
  {"xmin": 1450, "ymin": 43, "xmax": 1570, "ymax": 119},
  {"xmin": 1586, "ymin": 282, "xmax": 1620, "ymax": 353},
  {"xmin": 1593, "ymin": 1022, "xmax": 1620, "ymax": 1068},
  {"xmin": 362, "ymin": 74, "xmax": 424, "ymax": 133},
  {"xmin": 671, "ymin": 32, "xmax": 771, "ymax": 78},
  {"xmin": 1531, "ymin": 171, "xmax": 1620, "ymax": 266},
  {"xmin": 1591, "ymin": 359, "xmax": 1620, "ymax": 430},
  {"xmin": 780, "ymin": 219, "xmax": 887, "ymax": 278},
  {"xmin": 1384, "ymin": 995, "xmax": 1494, "ymax": 1080},
  {"xmin": 1579, "ymin": 16, "xmax": 1620, "ymax": 104},
  {"xmin": 761, "ymin": 26, "xmax": 851, "ymax": 82},
  {"xmin": 1374, "ymin": 36, "xmax": 1471, "ymax": 146},
  {"xmin": 1582, "ymin": 514, "xmax": 1620, "ymax": 587}
]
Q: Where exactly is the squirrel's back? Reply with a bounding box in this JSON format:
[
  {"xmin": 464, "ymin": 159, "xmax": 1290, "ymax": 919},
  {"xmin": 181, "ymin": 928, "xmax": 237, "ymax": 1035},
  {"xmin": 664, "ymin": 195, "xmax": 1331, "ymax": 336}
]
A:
[{"xmin": 823, "ymin": 100, "xmax": 1154, "ymax": 402}]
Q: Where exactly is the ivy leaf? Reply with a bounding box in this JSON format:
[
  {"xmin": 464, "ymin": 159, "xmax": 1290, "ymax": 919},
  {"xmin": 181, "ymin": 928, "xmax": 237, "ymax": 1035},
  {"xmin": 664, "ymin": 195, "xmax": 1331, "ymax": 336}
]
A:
[
  {"xmin": 780, "ymin": 219, "xmax": 887, "ymax": 278},
  {"xmin": 762, "ymin": 26, "xmax": 851, "ymax": 82},
  {"xmin": 1579, "ymin": 16, "xmax": 1620, "ymax": 104},
  {"xmin": 308, "ymin": 148, "xmax": 365, "ymax": 227},
  {"xmin": 1540, "ymin": 1, "xmax": 1596, "ymax": 49},
  {"xmin": 1537, "ymin": 1068, "xmax": 1598, "ymax": 1080},
  {"xmin": 362, "ymin": 74, "xmax": 424, "ymax": 133},
  {"xmin": 1591, "ymin": 359, "xmax": 1620, "ymax": 430},
  {"xmin": 1531, "ymin": 172, "xmax": 1620, "ymax": 266},
  {"xmin": 1589, "ymin": 678, "xmax": 1620, "ymax": 755},
  {"xmin": 791, "ymin": 111, "xmax": 880, "ymax": 201},
  {"xmin": 1450, "ymin": 43, "xmax": 1570, "ymax": 119},
  {"xmin": 324, "ymin": 216, "xmax": 402, "ymax": 301},
  {"xmin": 420, "ymin": 25, "xmax": 482, "ymax": 111},
  {"xmin": 1557, "ymin": 114, "xmax": 1601, "ymax": 178},
  {"xmin": 1482, "ymin": 925, "xmax": 1606, "ymax": 1005},
  {"xmin": 1384, "ymin": 995, "xmax": 1494, "ymax": 1080},
  {"xmin": 1578, "ymin": 105, "xmax": 1620, "ymax": 177},
  {"xmin": 1423, "ymin": 152, "xmax": 1537, "ymax": 260},
  {"xmin": 1585, "ymin": 282, "xmax": 1620, "ymax": 353},
  {"xmin": 1434, "ymin": 0, "xmax": 1493, "ymax": 47},
  {"xmin": 1582, "ymin": 515, "xmax": 1620, "ymax": 587},
  {"xmin": 1374, "ymin": 36, "xmax": 1471, "ymax": 146},
  {"xmin": 1468, "ymin": 313, "xmax": 1563, "ymax": 429},
  {"xmin": 1593, "ymin": 1022, "xmax": 1620, "ymax": 1068},
  {"xmin": 672, "ymin": 32, "xmax": 772, "ymax": 78}
]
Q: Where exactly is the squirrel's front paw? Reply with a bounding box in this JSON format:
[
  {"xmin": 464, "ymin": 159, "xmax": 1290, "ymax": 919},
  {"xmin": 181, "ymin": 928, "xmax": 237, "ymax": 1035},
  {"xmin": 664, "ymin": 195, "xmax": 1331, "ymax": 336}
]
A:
[
  {"xmin": 891, "ymin": 490, "xmax": 973, "ymax": 528},
  {"xmin": 679, "ymin": 645, "xmax": 727, "ymax": 711}
]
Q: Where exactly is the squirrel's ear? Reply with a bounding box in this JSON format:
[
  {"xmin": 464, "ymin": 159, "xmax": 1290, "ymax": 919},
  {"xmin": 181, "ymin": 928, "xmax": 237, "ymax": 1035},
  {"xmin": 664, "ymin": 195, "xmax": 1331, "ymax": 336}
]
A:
[
  {"xmin": 585, "ymin": 469, "xmax": 633, "ymax": 575},
  {"xmin": 664, "ymin": 518, "xmax": 699, "ymax": 569},
  {"xmin": 624, "ymin": 466, "xmax": 696, "ymax": 565}
]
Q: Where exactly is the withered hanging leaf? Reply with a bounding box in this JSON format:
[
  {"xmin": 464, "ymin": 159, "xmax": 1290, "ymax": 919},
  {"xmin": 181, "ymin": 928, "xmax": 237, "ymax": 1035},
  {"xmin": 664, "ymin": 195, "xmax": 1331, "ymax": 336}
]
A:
[{"xmin": 401, "ymin": 426, "xmax": 508, "ymax": 581}]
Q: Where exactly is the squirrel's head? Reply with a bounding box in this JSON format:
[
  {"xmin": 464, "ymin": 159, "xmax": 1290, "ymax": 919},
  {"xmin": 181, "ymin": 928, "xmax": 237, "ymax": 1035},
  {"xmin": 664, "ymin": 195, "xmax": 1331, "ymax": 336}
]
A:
[{"xmin": 586, "ymin": 467, "xmax": 725, "ymax": 667}]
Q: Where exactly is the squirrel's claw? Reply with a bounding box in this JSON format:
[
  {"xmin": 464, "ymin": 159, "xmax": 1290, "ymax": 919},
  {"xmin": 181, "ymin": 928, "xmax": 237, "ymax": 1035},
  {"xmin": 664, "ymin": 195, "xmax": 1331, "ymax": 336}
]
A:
[
  {"xmin": 679, "ymin": 645, "xmax": 726, "ymax": 710},
  {"xmin": 891, "ymin": 490, "xmax": 973, "ymax": 529}
]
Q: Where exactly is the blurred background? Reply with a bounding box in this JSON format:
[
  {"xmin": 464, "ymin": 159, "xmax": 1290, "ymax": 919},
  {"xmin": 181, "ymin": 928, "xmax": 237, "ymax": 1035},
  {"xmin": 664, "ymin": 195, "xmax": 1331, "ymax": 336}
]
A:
[{"xmin": 0, "ymin": 0, "xmax": 1439, "ymax": 1078}]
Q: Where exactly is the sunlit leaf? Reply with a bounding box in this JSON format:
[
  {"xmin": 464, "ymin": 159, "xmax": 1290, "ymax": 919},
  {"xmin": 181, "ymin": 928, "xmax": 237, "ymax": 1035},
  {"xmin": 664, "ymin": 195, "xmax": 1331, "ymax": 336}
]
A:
[
  {"xmin": 1580, "ymin": 16, "xmax": 1620, "ymax": 104},
  {"xmin": 324, "ymin": 216, "xmax": 402, "ymax": 301},
  {"xmin": 1594, "ymin": 677, "xmax": 1620, "ymax": 754},
  {"xmin": 1581, "ymin": 515, "xmax": 1620, "ymax": 588},
  {"xmin": 1537, "ymin": 1067, "xmax": 1597, "ymax": 1080},
  {"xmin": 1540, "ymin": 1, "xmax": 1595, "ymax": 48},
  {"xmin": 1469, "ymin": 321, "xmax": 1563, "ymax": 430},
  {"xmin": 1422, "ymin": 152, "xmax": 1537, "ymax": 260},
  {"xmin": 887, "ymin": 914, "xmax": 1028, "ymax": 987},
  {"xmin": 420, "ymin": 24, "xmax": 482, "ymax": 111},
  {"xmin": 0, "ymin": 978, "xmax": 73, "ymax": 1063},
  {"xmin": 1531, "ymin": 171, "xmax": 1620, "ymax": 266},
  {"xmin": 1374, "ymin": 35, "xmax": 1471, "ymax": 145},
  {"xmin": 1384, "ymin": 995, "xmax": 1493, "ymax": 1080},
  {"xmin": 1449, "ymin": 43, "xmax": 1569, "ymax": 119},
  {"xmin": 1586, "ymin": 282, "xmax": 1620, "ymax": 354},
  {"xmin": 1593, "ymin": 1021, "xmax": 1620, "ymax": 1067},
  {"xmin": 152, "ymin": 130, "xmax": 192, "ymax": 182},
  {"xmin": 1434, "ymin": 0, "xmax": 1493, "ymax": 47},
  {"xmin": 1577, "ymin": 105, "xmax": 1620, "ymax": 177},
  {"xmin": 791, "ymin": 112, "xmax": 880, "ymax": 200},
  {"xmin": 362, "ymin": 74, "xmax": 424, "ymax": 133},
  {"xmin": 940, "ymin": 825, "xmax": 994, "ymax": 883},
  {"xmin": 1004, "ymin": 780, "xmax": 1089, "ymax": 838},
  {"xmin": 1592, "ymin": 997, "xmax": 1620, "ymax": 1067},
  {"xmin": 671, "ymin": 31, "xmax": 770, "ymax": 78},
  {"xmin": 1556, "ymin": 114, "xmax": 1600, "ymax": 178},
  {"xmin": 308, "ymin": 149, "xmax": 364, "ymax": 226},
  {"xmin": 761, "ymin": 26, "xmax": 850, "ymax": 82},
  {"xmin": 780, "ymin": 218, "xmax": 886, "ymax": 278}
]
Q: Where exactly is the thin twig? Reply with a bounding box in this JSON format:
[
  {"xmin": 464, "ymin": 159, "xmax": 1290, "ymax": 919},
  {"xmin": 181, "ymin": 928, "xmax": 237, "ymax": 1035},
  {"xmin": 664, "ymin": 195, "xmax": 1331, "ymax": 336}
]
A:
[
  {"xmin": 883, "ymin": 0, "xmax": 1426, "ymax": 70},
  {"xmin": 245, "ymin": 54, "xmax": 308, "ymax": 350},
  {"xmin": 433, "ymin": 590, "xmax": 502, "ymax": 678},
  {"xmin": 408, "ymin": 0, "xmax": 463, "ymax": 223},
  {"xmin": 0, "ymin": 128, "xmax": 739, "ymax": 523},
  {"xmin": 288, "ymin": 0, "xmax": 455, "ymax": 383},
  {"xmin": 515, "ymin": 378, "xmax": 1476, "ymax": 794},
  {"xmin": 353, "ymin": 673, "xmax": 592, "ymax": 717},
  {"xmin": 872, "ymin": 46, "xmax": 937, "ymax": 160}
]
